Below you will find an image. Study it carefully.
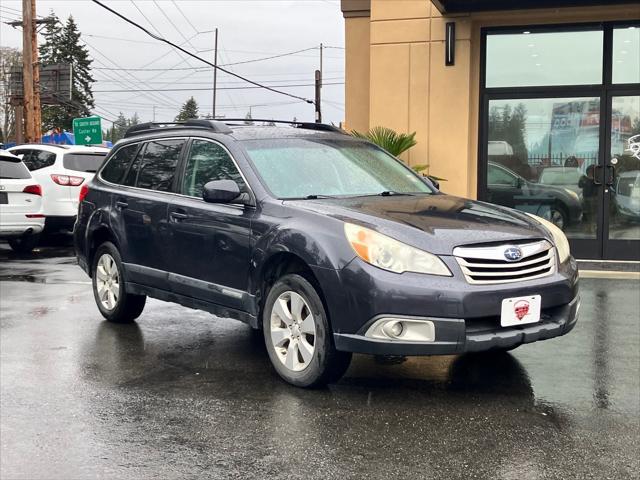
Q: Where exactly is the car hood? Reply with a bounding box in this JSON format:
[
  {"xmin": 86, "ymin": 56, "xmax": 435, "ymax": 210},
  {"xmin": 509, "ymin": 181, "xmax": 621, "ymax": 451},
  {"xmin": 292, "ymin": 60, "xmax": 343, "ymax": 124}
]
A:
[{"xmin": 286, "ymin": 194, "xmax": 550, "ymax": 255}]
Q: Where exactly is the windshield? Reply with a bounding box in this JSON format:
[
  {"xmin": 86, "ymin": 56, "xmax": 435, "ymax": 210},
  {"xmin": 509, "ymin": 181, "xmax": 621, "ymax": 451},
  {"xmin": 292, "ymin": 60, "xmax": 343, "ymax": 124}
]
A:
[
  {"xmin": 63, "ymin": 153, "xmax": 107, "ymax": 173},
  {"xmin": 242, "ymin": 138, "xmax": 433, "ymax": 199}
]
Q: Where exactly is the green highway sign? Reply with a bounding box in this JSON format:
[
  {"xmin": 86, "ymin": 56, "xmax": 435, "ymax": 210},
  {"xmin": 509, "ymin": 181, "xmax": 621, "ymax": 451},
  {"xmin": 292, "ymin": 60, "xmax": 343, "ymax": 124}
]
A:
[{"xmin": 73, "ymin": 116, "xmax": 103, "ymax": 145}]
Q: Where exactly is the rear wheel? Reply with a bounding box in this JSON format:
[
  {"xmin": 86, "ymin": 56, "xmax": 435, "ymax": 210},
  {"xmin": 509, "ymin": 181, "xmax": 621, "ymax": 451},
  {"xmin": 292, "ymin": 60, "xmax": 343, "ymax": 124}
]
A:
[
  {"xmin": 263, "ymin": 273, "xmax": 351, "ymax": 388},
  {"xmin": 92, "ymin": 242, "xmax": 146, "ymax": 323},
  {"xmin": 8, "ymin": 233, "xmax": 41, "ymax": 253}
]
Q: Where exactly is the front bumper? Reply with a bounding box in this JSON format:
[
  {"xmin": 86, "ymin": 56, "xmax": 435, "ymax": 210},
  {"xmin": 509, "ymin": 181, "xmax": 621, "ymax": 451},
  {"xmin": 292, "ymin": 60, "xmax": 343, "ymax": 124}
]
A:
[
  {"xmin": 333, "ymin": 295, "xmax": 579, "ymax": 355},
  {"xmin": 313, "ymin": 254, "xmax": 579, "ymax": 356}
]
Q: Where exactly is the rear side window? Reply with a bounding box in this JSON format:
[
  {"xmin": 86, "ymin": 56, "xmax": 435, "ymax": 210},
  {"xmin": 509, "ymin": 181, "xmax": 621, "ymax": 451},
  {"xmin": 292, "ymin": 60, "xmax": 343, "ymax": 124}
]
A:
[
  {"xmin": 64, "ymin": 153, "xmax": 107, "ymax": 173},
  {"xmin": 101, "ymin": 144, "xmax": 139, "ymax": 184},
  {"xmin": 181, "ymin": 140, "xmax": 245, "ymax": 197},
  {"xmin": 22, "ymin": 150, "xmax": 57, "ymax": 171},
  {"xmin": 0, "ymin": 159, "xmax": 31, "ymax": 179},
  {"xmin": 135, "ymin": 139, "xmax": 185, "ymax": 192}
]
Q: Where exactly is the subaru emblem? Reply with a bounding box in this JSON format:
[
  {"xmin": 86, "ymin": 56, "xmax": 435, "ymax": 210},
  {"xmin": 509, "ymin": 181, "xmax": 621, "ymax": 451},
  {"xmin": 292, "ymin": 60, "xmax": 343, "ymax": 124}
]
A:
[{"xmin": 504, "ymin": 246, "xmax": 523, "ymax": 262}]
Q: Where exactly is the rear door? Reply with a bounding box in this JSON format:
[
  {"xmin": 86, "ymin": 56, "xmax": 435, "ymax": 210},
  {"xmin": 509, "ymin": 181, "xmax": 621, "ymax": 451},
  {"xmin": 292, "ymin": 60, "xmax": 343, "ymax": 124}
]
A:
[
  {"xmin": 167, "ymin": 138, "xmax": 254, "ymax": 310},
  {"xmin": 115, "ymin": 138, "xmax": 186, "ymax": 290}
]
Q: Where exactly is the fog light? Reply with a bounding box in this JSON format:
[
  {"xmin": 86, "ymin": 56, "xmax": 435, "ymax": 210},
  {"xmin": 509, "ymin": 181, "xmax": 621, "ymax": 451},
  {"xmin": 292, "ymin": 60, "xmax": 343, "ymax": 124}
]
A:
[
  {"xmin": 365, "ymin": 317, "xmax": 436, "ymax": 342},
  {"xmin": 383, "ymin": 321, "xmax": 404, "ymax": 338}
]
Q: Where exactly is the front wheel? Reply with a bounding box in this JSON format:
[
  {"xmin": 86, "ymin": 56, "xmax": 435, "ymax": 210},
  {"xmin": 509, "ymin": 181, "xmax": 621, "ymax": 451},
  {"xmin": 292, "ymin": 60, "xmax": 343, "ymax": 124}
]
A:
[
  {"xmin": 263, "ymin": 273, "xmax": 351, "ymax": 388},
  {"xmin": 92, "ymin": 241, "xmax": 146, "ymax": 323}
]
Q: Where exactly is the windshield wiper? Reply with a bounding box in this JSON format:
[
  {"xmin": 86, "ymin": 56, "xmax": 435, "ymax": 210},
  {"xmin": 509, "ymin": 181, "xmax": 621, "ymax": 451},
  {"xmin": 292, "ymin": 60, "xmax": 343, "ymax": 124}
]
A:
[
  {"xmin": 304, "ymin": 194, "xmax": 336, "ymax": 200},
  {"xmin": 378, "ymin": 191, "xmax": 415, "ymax": 196}
]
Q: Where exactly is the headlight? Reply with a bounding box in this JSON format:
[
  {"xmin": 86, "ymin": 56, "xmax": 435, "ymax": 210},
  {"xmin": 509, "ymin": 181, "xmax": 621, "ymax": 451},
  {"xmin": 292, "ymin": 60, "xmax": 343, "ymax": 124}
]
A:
[
  {"xmin": 344, "ymin": 223, "xmax": 451, "ymax": 276},
  {"xmin": 563, "ymin": 188, "xmax": 580, "ymax": 201},
  {"xmin": 525, "ymin": 213, "xmax": 571, "ymax": 263}
]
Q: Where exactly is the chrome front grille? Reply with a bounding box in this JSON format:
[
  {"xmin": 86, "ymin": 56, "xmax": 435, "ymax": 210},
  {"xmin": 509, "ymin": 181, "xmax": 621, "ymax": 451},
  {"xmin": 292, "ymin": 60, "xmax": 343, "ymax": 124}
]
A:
[{"xmin": 453, "ymin": 240, "xmax": 556, "ymax": 285}]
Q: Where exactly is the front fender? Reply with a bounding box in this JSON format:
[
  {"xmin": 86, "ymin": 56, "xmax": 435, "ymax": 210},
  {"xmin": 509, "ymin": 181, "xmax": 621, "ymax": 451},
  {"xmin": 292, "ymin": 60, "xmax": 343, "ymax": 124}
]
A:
[{"xmin": 247, "ymin": 221, "xmax": 356, "ymax": 296}]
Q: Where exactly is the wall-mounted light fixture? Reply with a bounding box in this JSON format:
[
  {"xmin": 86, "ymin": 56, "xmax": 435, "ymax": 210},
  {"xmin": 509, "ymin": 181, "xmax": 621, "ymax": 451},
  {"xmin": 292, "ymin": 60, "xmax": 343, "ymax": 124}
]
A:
[{"xmin": 445, "ymin": 22, "xmax": 455, "ymax": 66}]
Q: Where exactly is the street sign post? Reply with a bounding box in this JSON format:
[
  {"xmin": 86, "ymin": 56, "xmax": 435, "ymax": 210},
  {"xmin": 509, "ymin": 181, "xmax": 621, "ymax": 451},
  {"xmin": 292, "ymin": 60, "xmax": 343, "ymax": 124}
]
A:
[{"xmin": 73, "ymin": 116, "xmax": 102, "ymax": 145}]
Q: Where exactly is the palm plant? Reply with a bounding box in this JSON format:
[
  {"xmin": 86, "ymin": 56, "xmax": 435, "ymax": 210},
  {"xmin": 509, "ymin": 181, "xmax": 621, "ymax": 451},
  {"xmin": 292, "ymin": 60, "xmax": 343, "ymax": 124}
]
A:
[
  {"xmin": 351, "ymin": 126, "xmax": 445, "ymax": 185},
  {"xmin": 351, "ymin": 126, "xmax": 417, "ymax": 157}
]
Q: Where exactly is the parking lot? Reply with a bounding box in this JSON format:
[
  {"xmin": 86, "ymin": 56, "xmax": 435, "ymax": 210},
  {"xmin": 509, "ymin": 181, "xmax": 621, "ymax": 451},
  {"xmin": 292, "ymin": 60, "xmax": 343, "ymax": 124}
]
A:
[{"xmin": 1, "ymin": 240, "xmax": 639, "ymax": 480}]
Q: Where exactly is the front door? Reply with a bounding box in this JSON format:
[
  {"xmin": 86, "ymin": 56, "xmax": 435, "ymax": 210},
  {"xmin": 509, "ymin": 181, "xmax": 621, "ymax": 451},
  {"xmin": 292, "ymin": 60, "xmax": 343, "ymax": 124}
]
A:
[
  {"xmin": 167, "ymin": 138, "xmax": 254, "ymax": 311},
  {"xmin": 480, "ymin": 23, "xmax": 640, "ymax": 260}
]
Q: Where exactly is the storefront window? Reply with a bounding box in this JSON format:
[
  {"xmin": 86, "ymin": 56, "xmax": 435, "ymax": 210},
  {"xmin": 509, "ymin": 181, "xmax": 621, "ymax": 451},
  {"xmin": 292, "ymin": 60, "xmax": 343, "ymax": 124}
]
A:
[
  {"xmin": 486, "ymin": 30, "xmax": 603, "ymax": 88},
  {"xmin": 486, "ymin": 97, "xmax": 600, "ymax": 238},
  {"xmin": 613, "ymin": 27, "xmax": 640, "ymax": 84}
]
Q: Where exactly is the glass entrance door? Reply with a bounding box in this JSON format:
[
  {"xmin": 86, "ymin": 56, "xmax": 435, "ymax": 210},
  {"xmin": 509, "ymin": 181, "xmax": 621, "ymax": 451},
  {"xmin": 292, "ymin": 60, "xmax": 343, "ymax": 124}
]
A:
[
  {"xmin": 605, "ymin": 95, "xmax": 640, "ymax": 259},
  {"xmin": 481, "ymin": 22, "xmax": 640, "ymax": 260}
]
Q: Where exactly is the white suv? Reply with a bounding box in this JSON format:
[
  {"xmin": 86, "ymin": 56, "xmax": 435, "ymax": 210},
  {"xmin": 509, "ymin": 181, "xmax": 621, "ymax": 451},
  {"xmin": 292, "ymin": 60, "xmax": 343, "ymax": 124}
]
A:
[
  {"xmin": 8, "ymin": 144, "xmax": 109, "ymax": 232},
  {"xmin": 0, "ymin": 150, "xmax": 44, "ymax": 252}
]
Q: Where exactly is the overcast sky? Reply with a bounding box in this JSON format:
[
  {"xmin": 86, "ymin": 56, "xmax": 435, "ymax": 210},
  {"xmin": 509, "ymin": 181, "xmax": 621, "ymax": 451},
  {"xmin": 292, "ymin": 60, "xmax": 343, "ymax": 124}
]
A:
[{"xmin": 0, "ymin": 0, "xmax": 345, "ymax": 127}]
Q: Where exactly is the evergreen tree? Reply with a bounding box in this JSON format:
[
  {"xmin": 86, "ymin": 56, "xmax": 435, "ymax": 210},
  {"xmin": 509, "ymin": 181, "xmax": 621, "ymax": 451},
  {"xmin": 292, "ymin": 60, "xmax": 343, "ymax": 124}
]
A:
[
  {"xmin": 39, "ymin": 12, "xmax": 63, "ymax": 64},
  {"xmin": 175, "ymin": 97, "xmax": 199, "ymax": 121},
  {"xmin": 40, "ymin": 15, "xmax": 95, "ymax": 132}
]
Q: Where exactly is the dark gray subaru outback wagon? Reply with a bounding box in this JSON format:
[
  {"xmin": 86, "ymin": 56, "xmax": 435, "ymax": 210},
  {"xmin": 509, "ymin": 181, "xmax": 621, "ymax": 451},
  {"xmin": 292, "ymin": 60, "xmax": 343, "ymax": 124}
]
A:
[{"xmin": 74, "ymin": 119, "xmax": 580, "ymax": 387}]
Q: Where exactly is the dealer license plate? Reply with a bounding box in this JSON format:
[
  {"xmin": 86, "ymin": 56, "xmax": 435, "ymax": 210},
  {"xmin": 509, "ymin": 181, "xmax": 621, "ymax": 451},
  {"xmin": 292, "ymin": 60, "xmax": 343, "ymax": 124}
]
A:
[{"xmin": 500, "ymin": 295, "xmax": 541, "ymax": 327}]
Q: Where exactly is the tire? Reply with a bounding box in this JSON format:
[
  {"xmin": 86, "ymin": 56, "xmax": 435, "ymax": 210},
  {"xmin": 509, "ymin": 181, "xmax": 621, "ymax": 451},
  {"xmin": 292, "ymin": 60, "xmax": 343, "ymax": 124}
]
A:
[
  {"xmin": 8, "ymin": 233, "xmax": 41, "ymax": 253},
  {"xmin": 263, "ymin": 273, "xmax": 351, "ymax": 388},
  {"xmin": 92, "ymin": 241, "xmax": 146, "ymax": 323},
  {"xmin": 549, "ymin": 205, "xmax": 568, "ymax": 230}
]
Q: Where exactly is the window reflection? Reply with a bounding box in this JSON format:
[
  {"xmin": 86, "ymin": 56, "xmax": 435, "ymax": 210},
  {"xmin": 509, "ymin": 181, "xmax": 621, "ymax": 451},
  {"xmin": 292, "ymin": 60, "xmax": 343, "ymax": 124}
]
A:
[
  {"xmin": 487, "ymin": 98, "xmax": 599, "ymax": 237},
  {"xmin": 609, "ymin": 96, "xmax": 640, "ymax": 241}
]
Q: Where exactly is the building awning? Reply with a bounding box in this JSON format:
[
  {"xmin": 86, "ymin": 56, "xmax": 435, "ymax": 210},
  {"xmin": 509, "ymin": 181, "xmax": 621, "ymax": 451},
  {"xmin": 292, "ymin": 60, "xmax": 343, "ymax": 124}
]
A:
[{"xmin": 433, "ymin": 0, "xmax": 640, "ymax": 14}]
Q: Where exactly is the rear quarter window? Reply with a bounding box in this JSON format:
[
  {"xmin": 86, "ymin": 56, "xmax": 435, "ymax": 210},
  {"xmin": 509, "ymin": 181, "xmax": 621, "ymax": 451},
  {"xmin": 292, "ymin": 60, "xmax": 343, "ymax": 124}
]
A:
[
  {"xmin": 23, "ymin": 150, "xmax": 57, "ymax": 171},
  {"xmin": 64, "ymin": 153, "xmax": 108, "ymax": 173},
  {"xmin": 100, "ymin": 144, "xmax": 139, "ymax": 184},
  {"xmin": 0, "ymin": 159, "xmax": 31, "ymax": 179}
]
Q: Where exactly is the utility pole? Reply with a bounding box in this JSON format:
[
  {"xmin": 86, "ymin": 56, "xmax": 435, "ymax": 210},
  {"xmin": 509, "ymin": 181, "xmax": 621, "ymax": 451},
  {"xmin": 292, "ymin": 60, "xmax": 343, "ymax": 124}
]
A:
[
  {"xmin": 31, "ymin": 0, "xmax": 41, "ymax": 139},
  {"xmin": 152, "ymin": 105, "xmax": 156, "ymax": 122},
  {"xmin": 22, "ymin": 0, "xmax": 36, "ymax": 142},
  {"xmin": 314, "ymin": 43, "xmax": 323, "ymax": 123},
  {"xmin": 314, "ymin": 70, "xmax": 321, "ymax": 123},
  {"xmin": 212, "ymin": 27, "xmax": 218, "ymax": 119}
]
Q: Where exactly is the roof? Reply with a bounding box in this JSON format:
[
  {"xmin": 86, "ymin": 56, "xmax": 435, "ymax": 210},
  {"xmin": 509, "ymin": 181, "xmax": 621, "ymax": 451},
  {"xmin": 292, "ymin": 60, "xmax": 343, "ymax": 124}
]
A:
[
  {"xmin": 432, "ymin": 0, "xmax": 640, "ymax": 13},
  {"xmin": 123, "ymin": 119, "xmax": 348, "ymax": 141}
]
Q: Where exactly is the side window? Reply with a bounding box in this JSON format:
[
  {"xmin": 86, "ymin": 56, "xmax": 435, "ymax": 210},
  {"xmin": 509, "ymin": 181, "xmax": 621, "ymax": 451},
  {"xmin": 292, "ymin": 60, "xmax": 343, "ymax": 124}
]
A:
[
  {"xmin": 181, "ymin": 139, "xmax": 245, "ymax": 197},
  {"xmin": 136, "ymin": 139, "xmax": 185, "ymax": 192},
  {"xmin": 488, "ymin": 164, "xmax": 517, "ymax": 186},
  {"xmin": 10, "ymin": 149, "xmax": 34, "ymax": 167},
  {"xmin": 24, "ymin": 150, "xmax": 56, "ymax": 171},
  {"xmin": 101, "ymin": 144, "xmax": 139, "ymax": 184},
  {"xmin": 122, "ymin": 144, "xmax": 145, "ymax": 187}
]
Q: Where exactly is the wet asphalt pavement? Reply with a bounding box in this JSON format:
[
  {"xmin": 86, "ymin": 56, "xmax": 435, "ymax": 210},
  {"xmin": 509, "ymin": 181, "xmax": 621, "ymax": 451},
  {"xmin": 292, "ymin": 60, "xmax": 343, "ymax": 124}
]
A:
[{"xmin": 0, "ymin": 240, "xmax": 639, "ymax": 480}]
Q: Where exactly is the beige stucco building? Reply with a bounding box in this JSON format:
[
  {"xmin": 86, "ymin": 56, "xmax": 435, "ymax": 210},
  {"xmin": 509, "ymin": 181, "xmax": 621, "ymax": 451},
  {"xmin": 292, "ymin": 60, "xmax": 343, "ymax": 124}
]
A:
[{"xmin": 341, "ymin": 0, "xmax": 640, "ymax": 260}]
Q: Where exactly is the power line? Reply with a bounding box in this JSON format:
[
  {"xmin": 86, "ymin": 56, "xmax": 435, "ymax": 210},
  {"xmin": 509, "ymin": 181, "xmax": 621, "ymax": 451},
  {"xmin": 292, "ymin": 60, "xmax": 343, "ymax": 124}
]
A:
[
  {"xmin": 90, "ymin": 0, "xmax": 314, "ymax": 105},
  {"xmin": 171, "ymin": 0, "xmax": 199, "ymax": 34},
  {"xmin": 93, "ymin": 82, "xmax": 344, "ymax": 93}
]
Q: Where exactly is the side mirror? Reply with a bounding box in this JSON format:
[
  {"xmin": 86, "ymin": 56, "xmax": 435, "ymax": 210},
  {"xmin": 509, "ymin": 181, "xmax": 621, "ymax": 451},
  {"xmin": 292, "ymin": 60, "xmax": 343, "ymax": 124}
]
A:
[
  {"xmin": 202, "ymin": 180, "xmax": 241, "ymax": 204},
  {"xmin": 516, "ymin": 178, "xmax": 525, "ymax": 189}
]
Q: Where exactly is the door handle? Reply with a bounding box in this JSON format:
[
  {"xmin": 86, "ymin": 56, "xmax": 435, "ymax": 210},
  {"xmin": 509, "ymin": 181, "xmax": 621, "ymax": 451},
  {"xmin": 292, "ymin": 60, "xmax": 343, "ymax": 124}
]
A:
[
  {"xmin": 605, "ymin": 165, "xmax": 615, "ymax": 187},
  {"xmin": 115, "ymin": 200, "xmax": 128, "ymax": 209},
  {"xmin": 170, "ymin": 211, "xmax": 188, "ymax": 221},
  {"xmin": 593, "ymin": 165, "xmax": 603, "ymax": 186}
]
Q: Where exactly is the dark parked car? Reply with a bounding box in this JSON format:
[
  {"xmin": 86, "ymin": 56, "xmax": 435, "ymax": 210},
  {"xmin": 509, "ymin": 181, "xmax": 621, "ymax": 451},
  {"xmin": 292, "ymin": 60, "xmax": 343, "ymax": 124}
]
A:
[
  {"xmin": 487, "ymin": 161, "xmax": 582, "ymax": 230},
  {"xmin": 74, "ymin": 120, "xmax": 580, "ymax": 387}
]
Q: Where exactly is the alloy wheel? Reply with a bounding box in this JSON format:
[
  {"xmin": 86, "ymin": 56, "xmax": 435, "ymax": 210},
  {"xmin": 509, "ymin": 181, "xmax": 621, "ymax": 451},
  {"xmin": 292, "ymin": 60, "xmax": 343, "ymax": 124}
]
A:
[
  {"xmin": 96, "ymin": 253, "xmax": 120, "ymax": 311},
  {"xmin": 270, "ymin": 291, "xmax": 316, "ymax": 372}
]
